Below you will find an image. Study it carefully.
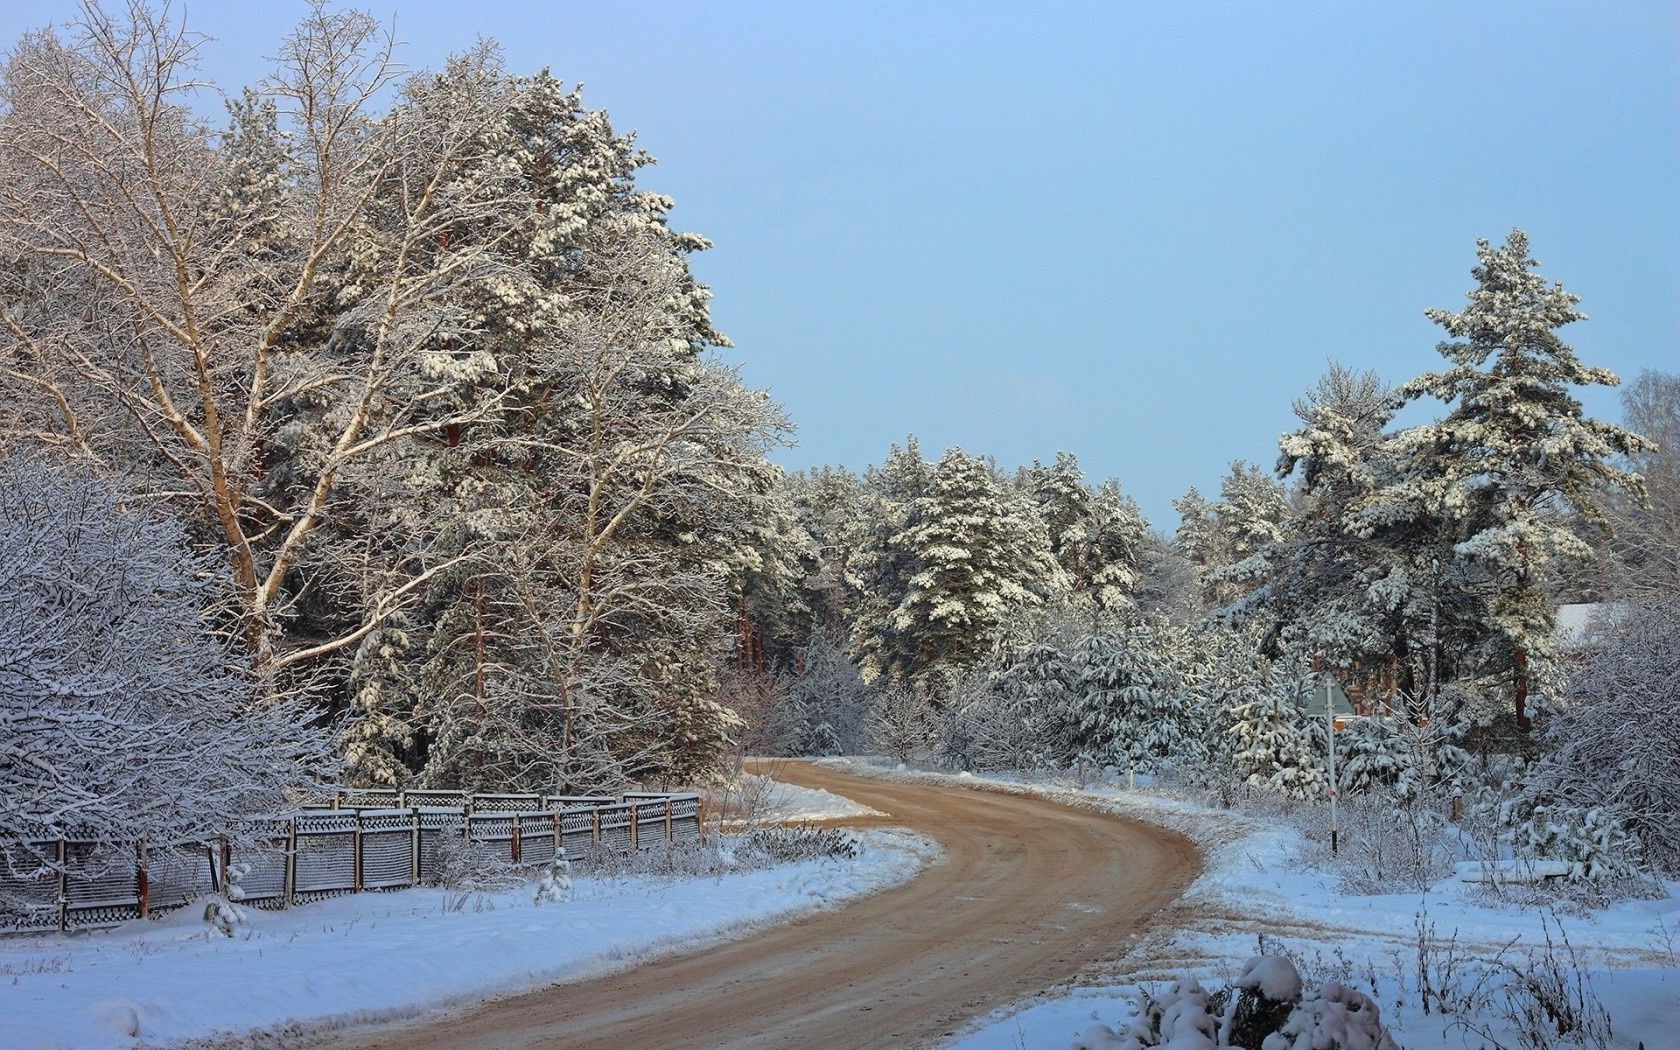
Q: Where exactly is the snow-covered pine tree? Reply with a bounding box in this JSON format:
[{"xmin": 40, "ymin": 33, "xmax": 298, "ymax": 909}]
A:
[
  {"xmin": 1216, "ymin": 364, "xmax": 1421, "ymax": 702},
  {"xmin": 1383, "ymin": 230, "xmax": 1650, "ymax": 730},
  {"xmin": 1228, "ymin": 657, "xmax": 1325, "ymax": 799},
  {"xmin": 846, "ymin": 439, "xmax": 932, "ymax": 683},
  {"xmin": 1175, "ymin": 463, "xmax": 1288, "ymax": 612},
  {"xmin": 1022, "ymin": 453, "xmax": 1149, "ymax": 615},
  {"xmin": 890, "ymin": 448, "xmax": 1067, "ymax": 681},
  {"xmin": 1072, "ymin": 619, "xmax": 1199, "ymax": 775}
]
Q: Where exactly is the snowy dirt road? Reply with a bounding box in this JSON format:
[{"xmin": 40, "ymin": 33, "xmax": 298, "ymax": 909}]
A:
[{"xmin": 322, "ymin": 760, "xmax": 1201, "ymax": 1050}]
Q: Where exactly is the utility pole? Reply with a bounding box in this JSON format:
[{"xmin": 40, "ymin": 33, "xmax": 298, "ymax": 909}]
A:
[{"xmin": 1325, "ymin": 675, "xmax": 1338, "ymax": 856}]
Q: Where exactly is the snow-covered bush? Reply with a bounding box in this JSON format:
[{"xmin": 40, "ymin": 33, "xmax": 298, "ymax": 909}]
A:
[
  {"xmin": 785, "ymin": 629, "xmax": 874, "ymax": 755},
  {"xmin": 1293, "ymin": 793, "xmax": 1455, "ymax": 894},
  {"xmin": 1264, "ymin": 981, "xmax": 1397, "ymax": 1050},
  {"xmin": 533, "ymin": 854, "xmax": 572, "ymax": 903},
  {"xmin": 1336, "ymin": 718, "xmax": 1409, "ymax": 796},
  {"xmin": 1073, "ymin": 957, "xmax": 1398, "ymax": 1050},
  {"xmin": 203, "ymin": 895, "xmax": 248, "ymax": 937},
  {"xmin": 0, "ymin": 458, "xmax": 332, "ymax": 906},
  {"xmin": 1516, "ymin": 598, "xmax": 1680, "ymax": 874},
  {"xmin": 865, "ymin": 684, "xmax": 937, "ymax": 762},
  {"xmin": 424, "ymin": 834, "xmax": 521, "ymax": 894},
  {"xmin": 1505, "ymin": 803, "xmax": 1643, "ymax": 883},
  {"xmin": 1229, "ymin": 661, "xmax": 1325, "ymax": 801},
  {"xmin": 937, "ymin": 665, "xmax": 1063, "ymax": 772},
  {"xmin": 735, "ymin": 826, "xmax": 859, "ymax": 865}
]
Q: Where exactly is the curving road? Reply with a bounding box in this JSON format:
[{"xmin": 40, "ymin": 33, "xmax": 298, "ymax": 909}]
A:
[{"xmin": 323, "ymin": 761, "xmax": 1200, "ymax": 1049}]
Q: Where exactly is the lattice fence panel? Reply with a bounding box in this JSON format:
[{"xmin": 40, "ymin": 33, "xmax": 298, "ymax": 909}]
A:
[
  {"xmin": 238, "ymin": 841, "xmax": 289, "ymax": 909},
  {"xmin": 0, "ymin": 847, "xmax": 61, "ymax": 933},
  {"xmin": 546, "ymin": 795, "xmax": 614, "ymax": 810},
  {"xmin": 359, "ymin": 810, "xmax": 415, "ymax": 890},
  {"xmin": 294, "ymin": 814, "xmax": 357, "ymax": 900},
  {"xmin": 668, "ymin": 795, "xmax": 703, "ymax": 844},
  {"xmin": 63, "ymin": 843, "xmax": 140, "ymax": 929},
  {"xmin": 518, "ymin": 814, "xmax": 556, "ymax": 867},
  {"xmin": 147, "ymin": 843, "xmax": 216, "ymax": 912},
  {"xmin": 595, "ymin": 805, "xmax": 634, "ymax": 854},
  {"xmin": 406, "ymin": 790, "xmax": 468, "ymax": 810},
  {"xmin": 467, "ymin": 815, "xmax": 516, "ymax": 864},
  {"xmin": 338, "ymin": 788, "xmax": 401, "ymax": 809},
  {"xmin": 472, "ymin": 794, "xmax": 543, "ymax": 813}
]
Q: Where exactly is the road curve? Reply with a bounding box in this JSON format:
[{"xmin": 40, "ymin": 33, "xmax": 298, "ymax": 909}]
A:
[{"xmin": 322, "ymin": 761, "xmax": 1200, "ymax": 1050}]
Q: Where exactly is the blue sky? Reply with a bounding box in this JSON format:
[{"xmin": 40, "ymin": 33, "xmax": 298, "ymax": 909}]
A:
[{"xmin": 5, "ymin": 2, "xmax": 1674, "ymax": 525}]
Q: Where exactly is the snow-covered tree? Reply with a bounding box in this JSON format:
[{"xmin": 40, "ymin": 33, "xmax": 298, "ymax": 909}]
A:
[
  {"xmin": 1602, "ymin": 370, "xmax": 1680, "ymax": 602},
  {"xmin": 1379, "ymin": 230, "xmax": 1649, "ymax": 729},
  {"xmin": 1517, "ymin": 599, "xmax": 1680, "ymax": 874},
  {"xmin": 1218, "ymin": 364, "xmax": 1425, "ymax": 700},
  {"xmin": 846, "ymin": 439, "xmax": 932, "ymax": 682},
  {"xmin": 785, "ymin": 628, "xmax": 874, "ymax": 755},
  {"xmin": 1176, "ymin": 463, "xmax": 1288, "ymax": 611},
  {"xmin": 0, "ymin": 458, "xmax": 332, "ymax": 896},
  {"xmin": 1023, "ymin": 453, "xmax": 1149, "ymax": 614},
  {"xmin": 889, "ymin": 448, "xmax": 1067, "ymax": 681},
  {"xmin": 1073, "ymin": 619, "xmax": 1202, "ymax": 774},
  {"xmin": 865, "ymin": 685, "xmax": 937, "ymax": 762},
  {"xmin": 1228, "ymin": 659, "xmax": 1325, "ymax": 799}
]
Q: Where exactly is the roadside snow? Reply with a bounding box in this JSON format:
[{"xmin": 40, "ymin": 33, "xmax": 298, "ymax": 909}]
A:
[
  {"xmin": 761, "ymin": 774, "xmax": 883, "ymax": 822},
  {"xmin": 0, "ymin": 828, "xmax": 935, "ymax": 1049},
  {"xmin": 821, "ymin": 760, "xmax": 1679, "ymax": 1050}
]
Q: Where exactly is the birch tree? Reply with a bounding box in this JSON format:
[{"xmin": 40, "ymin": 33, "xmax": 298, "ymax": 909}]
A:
[{"xmin": 0, "ymin": 5, "xmax": 534, "ymax": 684}]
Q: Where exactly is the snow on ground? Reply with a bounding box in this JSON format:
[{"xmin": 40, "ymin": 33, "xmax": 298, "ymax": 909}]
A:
[
  {"xmin": 760, "ymin": 773, "xmax": 883, "ymax": 822},
  {"xmin": 824, "ymin": 760, "xmax": 1679, "ymax": 1050},
  {"xmin": 0, "ymin": 828, "xmax": 935, "ymax": 1049}
]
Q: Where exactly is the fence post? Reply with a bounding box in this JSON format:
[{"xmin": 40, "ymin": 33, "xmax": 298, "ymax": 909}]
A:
[
  {"xmin": 284, "ymin": 819, "xmax": 298, "ymax": 907},
  {"xmin": 352, "ymin": 814, "xmax": 363, "ymax": 893},
  {"xmin": 410, "ymin": 809, "xmax": 421, "ymax": 885},
  {"xmin": 511, "ymin": 813, "xmax": 522, "ymax": 865},
  {"xmin": 136, "ymin": 840, "xmax": 149, "ymax": 920},
  {"xmin": 665, "ymin": 799, "xmax": 673, "ymax": 844},
  {"xmin": 56, "ymin": 838, "xmax": 68, "ymax": 933},
  {"xmin": 592, "ymin": 810, "xmax": 601, "ymax": 851},
  {"xmin": 699, "ymin": 799, "xmax": 708, "ymax": 844},
  {"xmin": 632, "ymin": 804, "xmax": 641, "ymax": 851},
  {"xmin": 219, "ymin": 839, "xmax": 232, "ymax": 896},
  {"xmin": 553, "ymin": 809, "xmax": 563, "ymax": 858}
]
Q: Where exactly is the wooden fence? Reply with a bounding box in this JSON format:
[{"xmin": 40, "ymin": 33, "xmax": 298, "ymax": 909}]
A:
[{"xmin": 0, "ymin": 791, "xmax": 704, "ymax": 934}]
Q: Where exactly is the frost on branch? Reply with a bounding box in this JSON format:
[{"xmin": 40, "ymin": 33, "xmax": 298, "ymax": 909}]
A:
[{"xmin": 0, "ymin": 458, "xmax": 332, "ymax": 900}]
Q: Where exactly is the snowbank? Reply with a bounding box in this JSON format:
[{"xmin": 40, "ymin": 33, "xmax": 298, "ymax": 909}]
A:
[
  {"xmin": 761, "ymin": 775, "xmax": 883, "ymax": 822},
  {"xmin": 0, "ymin": 828, "xmax": 935, "ymax": 1049}
]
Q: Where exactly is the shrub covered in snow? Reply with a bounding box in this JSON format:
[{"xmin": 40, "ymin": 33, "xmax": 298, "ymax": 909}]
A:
[
  {"xmin": 423, "ymin": 834, "xmax": 522, "ymax": 893},
  {"xmin": 0, "ymin": 458, "xmax": 332, "ymax": 904},
  {"xmin": 735, "ymin": 825, "xmax": 859, "ymax": 865},
  {"xmin": 1072, "ymin": 956, "xmax": 1398, "ymax": 1050},
  {"xmin": 1516, "ymin": 598, "xmax": 1680, "ymax": 875},
  {"xmin": 533, "ymin": 854, "xmax": 572, "ymax": 903}
]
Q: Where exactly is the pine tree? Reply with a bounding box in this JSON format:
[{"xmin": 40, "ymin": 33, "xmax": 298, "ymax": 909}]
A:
[
  {"xmin": 890, "ymin": 449, "xmax": 1066, "ymax": 681},
  {"xmin": 1382, "ymin": 230, "xmax": 1649, "ymax": 730},
  {"xmin": 846, "ymin": 439, "xmax": 931, "ymax": 682},
  {"xmin": 1229, "ymin": 659, "xmax": 1325, "ymax": 799}
]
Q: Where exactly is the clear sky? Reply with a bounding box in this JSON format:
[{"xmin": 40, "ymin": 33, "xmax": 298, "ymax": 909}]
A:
[{"xmin": 4, "ymin": 2, "xmax": 1675, "ymax": 525}]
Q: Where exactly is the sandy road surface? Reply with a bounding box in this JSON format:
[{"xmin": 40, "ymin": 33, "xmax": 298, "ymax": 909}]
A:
[{"xmin": 323, "ymin": 761, "xmax": 1200, "ymax": 1050}]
